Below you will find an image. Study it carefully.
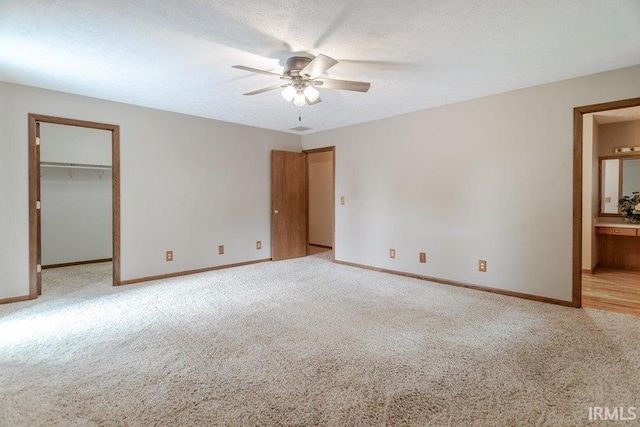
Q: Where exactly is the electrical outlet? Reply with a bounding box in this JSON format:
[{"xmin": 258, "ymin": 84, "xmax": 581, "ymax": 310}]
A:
[
  {"xmin": 340, "ymin": 196, "xmax": 345, "ymax": 205},
  {"xmin": 390, "ymin": 249, "xmax": 396, "ymax": 259},
  {"xmin": 479, "ymin": 260, "xmax": 487, "ymax": 272},
  {"xmin": 218, "ymin": 245, "xmax": 224, "ymax": 255},
  {"xmin": 256, "ymin": 241, "xmax": 262, "ymax": 250},
  {"xmin": 419, "ymin": 252, "xmax": 426, "ymax": 263},
  {"xmin": 166, "ymin": 251, "xmax": 173, "ymax": 262}
]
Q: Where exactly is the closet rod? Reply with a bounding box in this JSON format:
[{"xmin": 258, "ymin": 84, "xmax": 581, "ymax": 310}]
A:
[{"xmin": 40, "ymin": 162, "xmax": 112, "ymax": 171}]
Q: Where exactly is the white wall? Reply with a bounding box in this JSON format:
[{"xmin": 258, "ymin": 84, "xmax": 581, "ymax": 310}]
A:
[
  {"xmin": 41, "ymin": 168, "xmax": 113, "ymax": 265},
  {"xmin": 581, "ymin": 114, "xmax": 599, "ymax": 270},
  {"xmin": 308, "ymin": 151, "xmax": 333, "ymax": 247},
  {"xmin": 591, "ymin": 119, "xmax": 600, "ymax": 268},
  {"xmin": 0, "ymin": 82, "xmax": 300, "ymax": 300},
  {"xmin": 40, "ymin": 123, "xmax": 113, "ymax": 265},
  {"xmin": 302, "ymin": 65, "xmax": 640, "ymax": 302},
  {"xmin": 40, "ymin": 123, "xmax": 112, "ymax": 166},
  {"xmin": 598, "ymin": 119, "xmax": 640, "ymax": 157}
]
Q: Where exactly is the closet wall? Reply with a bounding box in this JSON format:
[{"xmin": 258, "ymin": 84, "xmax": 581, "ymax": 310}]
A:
[
  {"xmin": 40, "ymin": 124, "xmax": 112, "ymax": 265},
  {"xmin": 308, "ymin": 151, "xmax": 334, "ymax": 247}
]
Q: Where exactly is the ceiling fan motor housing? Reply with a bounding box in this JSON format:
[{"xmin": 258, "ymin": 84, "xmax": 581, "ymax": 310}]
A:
[{"xmin": 284, "ymin": 57, "xmax": 312, "ymax": 77}]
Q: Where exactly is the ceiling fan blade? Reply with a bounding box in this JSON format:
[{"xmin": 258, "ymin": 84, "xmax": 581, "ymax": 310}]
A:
[
  {"xmin": 300, "ymin": 54, "xmax": 338, "ymax": 79},
  {"xmin": 314, "ymin": 78, "xmax": 370, "ymax": 93},
  {"xmin": 232, "ymin": 65, "xmax": 282, "ymax": 77},
  {"xmin": 242, "ymin": 84, "xmax": 286, "ymax": 96},
  {"xmin": 307, "ymin": 96, "xmax": 323, "ymax": 106}
]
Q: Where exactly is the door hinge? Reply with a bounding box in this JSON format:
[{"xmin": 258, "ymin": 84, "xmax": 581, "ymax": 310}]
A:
[
  {"xmin": 36, "ymin": 137, "xmax": 41, "ymax": 146},
  {"xmin": 36, "ymin": 264, "xmax": 42, "ymax": 273},
  {"xmin": 36, "ymin": 200, "xmax": 41, "ymax": 210}
]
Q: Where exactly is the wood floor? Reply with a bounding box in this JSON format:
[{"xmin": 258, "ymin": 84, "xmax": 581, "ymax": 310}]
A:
[{"xmin": 582, "ymin": 268, "xmax": 640, "ymax": 317}]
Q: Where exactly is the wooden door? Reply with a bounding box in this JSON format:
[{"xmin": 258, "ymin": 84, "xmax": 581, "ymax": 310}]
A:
[{"xmin": 271, "ymin": 150, "xmax": 307, "ymax": 261}]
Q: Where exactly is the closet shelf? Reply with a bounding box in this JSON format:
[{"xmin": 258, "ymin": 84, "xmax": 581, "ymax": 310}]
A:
[{"xmin": 40, "ymin": 162, "xmax": 112, "ymax": 171}]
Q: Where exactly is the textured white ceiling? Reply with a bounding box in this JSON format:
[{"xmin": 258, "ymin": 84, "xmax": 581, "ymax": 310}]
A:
[{"xmin": 1, "ymin": 0, "xmax": 639, "ymax": 134}]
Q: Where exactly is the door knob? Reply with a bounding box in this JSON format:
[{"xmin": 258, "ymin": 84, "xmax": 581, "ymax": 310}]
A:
[{"xmin": 273, "ymin": 210, "xmax": 279, "ymax": 214}]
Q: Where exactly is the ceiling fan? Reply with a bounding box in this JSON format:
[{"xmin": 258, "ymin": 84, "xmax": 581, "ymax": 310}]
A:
[{"xmin": 232, "ymin": 54, "xmax": 371, "ymax": 106}]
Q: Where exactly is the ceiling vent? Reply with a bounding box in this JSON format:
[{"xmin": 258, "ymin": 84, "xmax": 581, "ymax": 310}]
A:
[{"xmin": 290, "ymin": 126, "xmax": 312, "ymax": 132}]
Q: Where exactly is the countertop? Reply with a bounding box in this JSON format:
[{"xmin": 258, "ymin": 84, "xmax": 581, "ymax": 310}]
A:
[{"xmin": 595, "ymin": 221, "xmax": 640, "ymax": 229}]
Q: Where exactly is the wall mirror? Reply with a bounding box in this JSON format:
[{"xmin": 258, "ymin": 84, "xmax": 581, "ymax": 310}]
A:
[{"xmin": 599, "ymin": 155, "xmax": 640, "ymax": 216}]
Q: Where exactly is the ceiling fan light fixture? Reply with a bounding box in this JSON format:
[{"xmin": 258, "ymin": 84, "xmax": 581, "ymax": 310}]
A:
[
  {"xmin": 303, "ymin": 85, "xmax": 320, "ymax": 103},
  {"xmin": 293, "ymin": 91, "xmax": 306, "ymax": 107},
  {"xmin": 233, "ymin": 53, "xmax": 370, "ymax": 108},
  {"xmin": 281, "ymin": 85, "xmax": 296, "ymax": 102}
]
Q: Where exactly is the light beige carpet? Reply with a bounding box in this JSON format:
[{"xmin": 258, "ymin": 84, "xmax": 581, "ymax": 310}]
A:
[{"xmin": 1, "ymin": 253, "xmax": 639, "ymax": 426}]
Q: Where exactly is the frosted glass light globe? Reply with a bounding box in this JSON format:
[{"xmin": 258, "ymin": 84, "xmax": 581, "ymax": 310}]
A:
[
  {"xmin": 293, "ymin": 92, "xmax": 306, "ymax": 107},
  {"xmin": 281, "ymin": 85, "xmax": 296, "ymax": 102},
  {"xmin": 303, "ymin": 85, "xmax": 319, "ymax": 103}
]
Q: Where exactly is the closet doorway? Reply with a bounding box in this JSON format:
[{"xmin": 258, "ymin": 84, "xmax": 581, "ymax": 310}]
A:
[
  {"xmin": 28, "ymin": 115, "xmax": 120, "ymax": 299},
  {"xmin": 305, "ymin": 147, "xmax": 335, "ymax": 259}
]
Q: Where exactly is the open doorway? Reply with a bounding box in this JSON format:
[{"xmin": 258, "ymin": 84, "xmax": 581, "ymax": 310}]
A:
[
  {"xmin": 28, "ymin": 114, "xmax": 120, "ymax": 300},
  {"xmin": 270, "ymin": 147, "xmax": 335, "ymax": 262},
  {"xmin": 305, "ymin": 147, "xmax": 335, "ymax": 259},
  {"xmin": 574, "ymin": 98, "xmax": 640, "ymax": 316}
]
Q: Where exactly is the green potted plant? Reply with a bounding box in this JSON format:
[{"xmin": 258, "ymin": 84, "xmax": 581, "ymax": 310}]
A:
[{"xmin": 619, "ymin": 192, "xmax": 640, "ymax": 224}]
